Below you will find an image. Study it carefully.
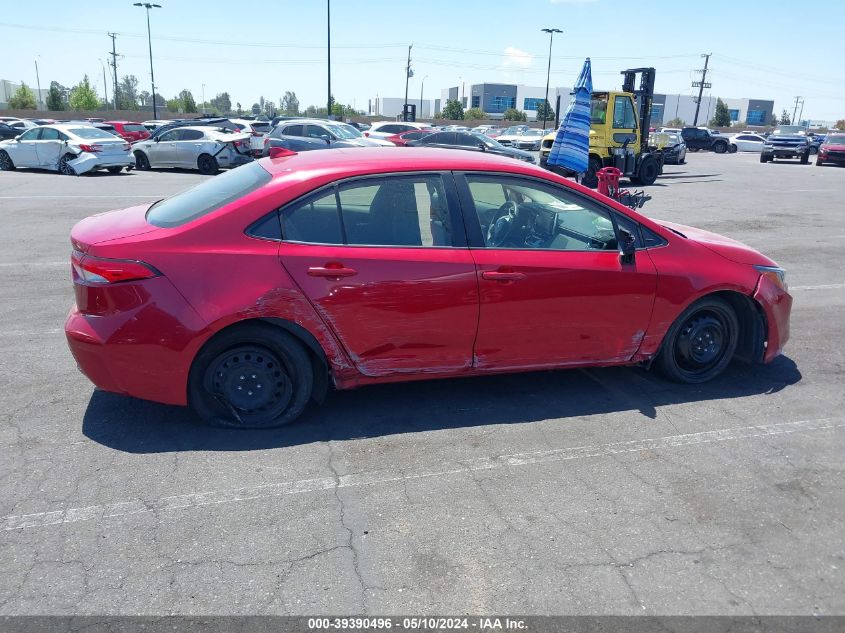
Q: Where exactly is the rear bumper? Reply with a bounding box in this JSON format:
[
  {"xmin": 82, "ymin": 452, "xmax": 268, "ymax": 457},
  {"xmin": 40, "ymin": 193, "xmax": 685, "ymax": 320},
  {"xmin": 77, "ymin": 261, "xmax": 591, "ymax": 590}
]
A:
[
  {"xmin": 64, "ymin": 277, "xmax": 211, "ymax": 406},
  {"xmin": 753, "ymin": 274, "xmax": 792, "ymax": 363}
]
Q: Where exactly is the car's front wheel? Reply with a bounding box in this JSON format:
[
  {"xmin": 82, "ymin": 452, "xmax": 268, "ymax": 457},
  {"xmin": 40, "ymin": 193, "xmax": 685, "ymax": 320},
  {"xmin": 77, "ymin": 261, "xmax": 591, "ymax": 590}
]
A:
[
  {"xmin": 800, "ymin": 152, "xmax": 809, "ymax": 165},
  {"xmin": 631, "ymin": 155, "xmax": 659, "ymax": 185},
  {"xmin": 760, "ymin": 154, "xmax": 770, "ymax": 163},
  {"xmin": 0, "ymin": 150, "xmax": 15, "ymax": 171},
  {"xmin": 816, "ymin": 156, "xmax": 824, "ymax": 166},
  {"xmin": 133, "ymin": 151, "xmax": 150, "ymax": 170},
  {"xmin": 713, "ymin": 141, "xmax": 727, "ymax": 154},
  {"xmin": 197, "ymin": 153, "xmax": 219, "ymax": 175},
  {"xmin": 656, "ymin": 297, "xmax": 739, "ymax": 384},
  {"xmin": 580, "ymin": 156, "xmax": 603, "ymax": 188},
  {"xmin": 189, "ymin": 323, "xmax": 314, "ymax": 428},
  {"xmin": 729, "ymin": 143, "xmax": 738, "ymax": 153}
]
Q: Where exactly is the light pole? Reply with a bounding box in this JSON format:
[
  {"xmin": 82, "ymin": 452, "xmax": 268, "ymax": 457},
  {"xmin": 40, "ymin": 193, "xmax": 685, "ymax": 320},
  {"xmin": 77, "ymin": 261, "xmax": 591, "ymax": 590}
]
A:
[
  {"xmin": 420, "ymin": 75, "xmax": 428, "ymax": 119},
  {"xmin": 327, "ymin": 0, "xmax": 332, "ymax": 119},
  {"xmin": 540, "ymin": 28, "xmax": 562, "ymax": 130},
  {"xmin": 201, "ymin": 83, "xmax": 206, "ymax": 114},
  {"xmin": 34, "ymin": 57, "xmax": 43, "ymax": 110},
  {"xmin": 134, "ymin": 2, "xmax": 161, "ymax": 119},
  {"xmin": 98, "ymin": 59, "xmax": 110, "ymax": 108}
]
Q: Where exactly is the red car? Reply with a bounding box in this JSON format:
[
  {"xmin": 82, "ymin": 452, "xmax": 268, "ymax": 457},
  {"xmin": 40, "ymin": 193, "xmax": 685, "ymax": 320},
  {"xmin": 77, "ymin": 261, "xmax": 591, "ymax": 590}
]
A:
[
  {"xmin": 385, "ymin": 129, "xmax": 434, "ymax": 146},
  {"xmin": 65, "ymin": 148, "xmax": 792, "ymax": 428},
  {"xmin": 815, "ymin": 132, "xmax": 845, "ymax": 166},
  {"xmin": 104, "ymin": 120, "xmax": 150, "ymax": 143}
]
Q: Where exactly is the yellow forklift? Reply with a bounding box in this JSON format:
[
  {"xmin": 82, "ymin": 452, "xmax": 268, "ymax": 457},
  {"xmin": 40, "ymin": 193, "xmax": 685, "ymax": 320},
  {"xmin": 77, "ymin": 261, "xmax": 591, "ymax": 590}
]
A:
[{"xmin": 540, "ymin": 67, "xmax": 664, "ymax": 188}]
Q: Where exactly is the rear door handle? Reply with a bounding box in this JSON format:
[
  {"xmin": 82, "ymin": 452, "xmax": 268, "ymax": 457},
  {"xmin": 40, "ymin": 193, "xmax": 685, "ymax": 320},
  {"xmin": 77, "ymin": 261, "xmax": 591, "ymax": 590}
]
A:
[
  {"xmin": 307, "ymin": 265, "xmax": 358, "ymax": 278},
  {"xmin": 481, "ymin": 271, "xmax": 526, "ymax": 281}
]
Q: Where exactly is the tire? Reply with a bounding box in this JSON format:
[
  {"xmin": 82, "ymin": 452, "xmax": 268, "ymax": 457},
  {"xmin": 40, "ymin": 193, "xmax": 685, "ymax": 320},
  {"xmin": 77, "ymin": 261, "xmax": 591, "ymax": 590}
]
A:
[
  {"xmin": 188, "ymin": 323, "xmax": 314, "ymax": 429},
  {"xmin": 0, "ymin": 150, "xmax": 15, "ymax": 171},
  {"xmin": 713, "ymin": 141, "xmax": 727, "ymax": 154},
  {"xmin": 729, "ymin": 144, "xmax": 738, "ymax": 153},
  {"xmin": 809, "ymin": 146, "xmax": 817, "ymax": 155},
  {"xmin": 580, "ymin": 156, "xmax": 603, "ymax": 189},
  {"xmin": 133, "ymin": 151, "xmax": 150, "ymax": 170},
  {"xmin": 655, "ymin": 297, "xmax": 739, "ymax": 384},
  {"xmin": 816, "ymin": 156, "xmax": 824, "ymax": 167},
  {"xmin": 58, "ymin": 153, "xmax": 77, "ymax": 176},
  {"xmin": 760, "ymin": 154, "xmax": 770, "ymax": 163},
  {"xmin": 631, "ymin": 155, "xmax": 659, "ymax": 186},
  {"xmin": 107, "ymin": 166, "xmax": 123, "ymax": 174},
  {"xmin": 800, "ymin": 152, "xmax": 809, "ymax": 165},
  {"xmin": 197, "ymin": 153, "xmax": 219, "ymax": 175}
]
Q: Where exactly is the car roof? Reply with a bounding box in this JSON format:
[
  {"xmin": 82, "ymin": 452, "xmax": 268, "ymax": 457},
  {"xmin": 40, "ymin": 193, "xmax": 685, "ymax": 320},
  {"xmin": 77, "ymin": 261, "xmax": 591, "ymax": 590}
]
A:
[{"xmin": 259, "ymin": 146, "xmax": 540, "ymax": 178}]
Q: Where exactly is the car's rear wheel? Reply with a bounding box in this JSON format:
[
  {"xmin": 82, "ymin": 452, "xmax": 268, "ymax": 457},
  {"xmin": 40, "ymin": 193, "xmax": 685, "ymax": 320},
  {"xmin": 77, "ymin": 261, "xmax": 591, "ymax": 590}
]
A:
[
  {"xmin": 631, "ymin": 155, "xmax": 659, "ymax": 185},
  {"xmin": 800, "ymin": 152, "xmax": 809, "ymax": 165},
  {"xmin": 58, "ymin": 153, "xmax": 77, "ymax": 175},
  {"xmin": 189, "ymin": 323, "xmax": 314, "ymax": 428},
  {"xmin": 816, "ymin": 156, "xmax": 824, "ymax": 166},
  {"xmin": 197, "ymin": 153, "xmax": 219, "ymax": 175},
  {"xmin": 0, "ymin": 150, "xmax": 15, "ymax": 171},
  {"xmin": 133, "ymin": 151, "xmax": 150, "ymax": 170},
  {"xmin": 107, "ymin": 166, "xmax": 123, "ymax": 174},
  {"xmin": 729, "ymin": 143, "xmax": 738, "ymax": 153},
  {"xmin": 656, "ymin": 297, "xmax": 739, "ymax": 384}
]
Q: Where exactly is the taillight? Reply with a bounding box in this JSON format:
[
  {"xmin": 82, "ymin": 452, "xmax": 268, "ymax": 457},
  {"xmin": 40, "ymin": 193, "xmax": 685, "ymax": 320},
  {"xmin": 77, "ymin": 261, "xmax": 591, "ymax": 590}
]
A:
[
  {"xmin": 363, "ymin": 132, "xmax": 369, "ymax": 137},
  {"xmin": 79, "ymin": 144, "xmax": 103, "ymax": 153},
  {"xmin": 263, "ymin": 137, "xmax": 270, "ymax": 146},
  {"xmin": 71, "ymin": 250, "xmax": 159, "ymax": 284}
]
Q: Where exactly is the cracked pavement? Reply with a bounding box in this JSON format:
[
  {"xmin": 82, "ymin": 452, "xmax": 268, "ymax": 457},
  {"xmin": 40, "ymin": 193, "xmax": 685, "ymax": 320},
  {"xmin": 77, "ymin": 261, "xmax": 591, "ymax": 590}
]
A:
[{"xmin": 0, "ymin": 155, "xmax": 843, "ymax": 615}]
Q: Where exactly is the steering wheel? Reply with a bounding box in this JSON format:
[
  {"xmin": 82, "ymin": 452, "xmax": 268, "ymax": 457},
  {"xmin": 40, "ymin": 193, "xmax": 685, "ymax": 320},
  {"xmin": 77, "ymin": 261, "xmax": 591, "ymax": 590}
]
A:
[{"xmin": 486, "ymin": 200, "xmax": 519, "ymax": 247}]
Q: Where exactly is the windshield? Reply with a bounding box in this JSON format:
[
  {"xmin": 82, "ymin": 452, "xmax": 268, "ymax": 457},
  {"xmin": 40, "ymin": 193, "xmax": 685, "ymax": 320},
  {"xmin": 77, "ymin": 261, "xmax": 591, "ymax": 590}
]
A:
[
  {"xmin": 326, "ymin": 124, "xmax": 362, "ymax": 139},
  {"xmin": 774, "ymin": 126, "xmax": 806, "ymax": 135},
  {"xmin": 521, "ymin": 129, "xmax": 542, "ymax": 137},
  {"xmin": 69, "ymin": 127, "xmax": 120, "ymax": 139},
  {"xmin": 503, "ymin": 127, "xmax": 525, "ymax": 135},
  {"xmin": 825, "ymin": 134, "xmax": 845, "ymax": 144},
  {"xmin": 147, "ymin": 162, "xmax": 272, "ymax": 228}
]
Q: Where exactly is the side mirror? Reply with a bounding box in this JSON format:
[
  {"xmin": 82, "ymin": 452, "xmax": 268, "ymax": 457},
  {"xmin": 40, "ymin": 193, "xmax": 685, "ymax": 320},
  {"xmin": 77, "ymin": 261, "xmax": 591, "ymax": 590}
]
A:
[
  {"xmin": 477, "ymin": 142, "xmax": 487, "ymax": 150},
  {"xmin": 619, "ymin": 229, "xmax": 636, "ymax": 264},
  {"xmin": 154, "ymin": 136, "xmax": 160, "ymax": 142},
  {"xmin": 321, "ymin": 134, "xmax": 331, "ymax": 144}
]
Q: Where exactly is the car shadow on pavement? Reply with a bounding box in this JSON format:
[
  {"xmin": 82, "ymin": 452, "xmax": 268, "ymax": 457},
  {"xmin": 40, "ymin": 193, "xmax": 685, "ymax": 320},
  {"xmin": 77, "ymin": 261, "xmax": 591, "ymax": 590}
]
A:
[{"xmin": 82, "ymin": 355, "xmax": 801, "ymax": 454}]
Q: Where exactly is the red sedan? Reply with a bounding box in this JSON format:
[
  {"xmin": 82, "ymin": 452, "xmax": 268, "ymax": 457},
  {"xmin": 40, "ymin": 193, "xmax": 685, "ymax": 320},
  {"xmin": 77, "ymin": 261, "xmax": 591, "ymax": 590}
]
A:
[
  {"xmin": 815, "ymin": 132, "xmax": 845, "ymax": 166},
  {"xmin": 384, "ymin": 129, "xmax": 434, "ymax": 146},
  {"xmin": 65, "ymin": 148, "xmax": 792, "ymax": 428},
  {"xmin": 104, "ymin": 121, "xmax": 151, "ymax": 143}
]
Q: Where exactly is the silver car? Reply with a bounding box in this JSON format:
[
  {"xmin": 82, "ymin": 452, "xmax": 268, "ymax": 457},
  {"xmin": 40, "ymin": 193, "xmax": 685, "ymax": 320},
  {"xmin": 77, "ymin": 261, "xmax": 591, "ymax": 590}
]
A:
[
  {"xmin": 131, "ymin": 126, "xmax": 254, "ymax": 174},
  {"xmin": 0, "ymin": 124, "xmax": 134, "ymax": 175}
]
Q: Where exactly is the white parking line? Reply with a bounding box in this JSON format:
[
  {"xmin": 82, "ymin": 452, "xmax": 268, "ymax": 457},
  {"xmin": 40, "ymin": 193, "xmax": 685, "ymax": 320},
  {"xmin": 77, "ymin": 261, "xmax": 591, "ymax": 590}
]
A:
[
  {"xmin": 3, "ymin": 417, "xmax": 841, "ymax": 532},
  {"xmin": 791, "ymin": 283, "xmax": 845, "ymax": 291}
]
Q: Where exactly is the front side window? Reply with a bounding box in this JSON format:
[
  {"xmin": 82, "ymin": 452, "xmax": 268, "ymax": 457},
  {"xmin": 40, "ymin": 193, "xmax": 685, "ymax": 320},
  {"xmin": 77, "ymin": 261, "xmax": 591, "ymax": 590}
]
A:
[
  {"xmin": 465, "ymin": 175, "xmax": 619, "ymax": 251},
  {"xmin": 281, "ymin": 175, "xmax": 454, "ymax": 248},
  {"xmin": 612, "ymin": 96, "xmax": 637, "ymax": 129},
  {"xmin": 39, "ymin": 128, "xmax": 60, "ymax": 140},
  {"xmin": 18, "ymin": 128, "xmax": 40, "ymax": 141},
  {"xmin": 306, "ymin": 125, "xmax": 331, "ymax": 139}
]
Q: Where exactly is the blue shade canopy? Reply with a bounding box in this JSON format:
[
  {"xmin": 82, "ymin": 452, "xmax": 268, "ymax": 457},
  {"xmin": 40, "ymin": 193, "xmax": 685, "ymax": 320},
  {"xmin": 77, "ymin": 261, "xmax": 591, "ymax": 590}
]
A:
[{"xmin": 547, "ymin": 58, "xmax": 592, "ymax": 173}]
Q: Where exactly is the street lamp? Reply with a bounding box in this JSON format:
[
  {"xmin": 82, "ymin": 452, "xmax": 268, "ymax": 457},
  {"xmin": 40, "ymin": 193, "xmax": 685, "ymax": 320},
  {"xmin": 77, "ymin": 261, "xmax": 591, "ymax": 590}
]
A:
[
  {"xmin": 420, "ymin": 75, "xmax": 428, "ymax": 120},
  {"xmin": 34, "ymin": 56, "xmax": 43, "ymax": 111},
  {"xmin": 201, "ymin": 83, "xmax": 206, "ymax": 115},
  {"xmin": 134, "ymin": 2, "xmax": 161, "ymax": 119},
  {"xmin": 98, "ymin": 59, "xmax": 110, "ymax": 109},
  {"xmin": 540, "ymin": 28, "xmax": 563, "ymax": 130}
]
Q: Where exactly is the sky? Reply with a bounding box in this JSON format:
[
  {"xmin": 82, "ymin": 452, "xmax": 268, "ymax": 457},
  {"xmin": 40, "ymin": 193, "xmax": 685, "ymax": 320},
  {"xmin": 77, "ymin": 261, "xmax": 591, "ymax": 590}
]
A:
[{"xmin": 2, "ymin": 0, "xmax": 844, "ymax": 121}]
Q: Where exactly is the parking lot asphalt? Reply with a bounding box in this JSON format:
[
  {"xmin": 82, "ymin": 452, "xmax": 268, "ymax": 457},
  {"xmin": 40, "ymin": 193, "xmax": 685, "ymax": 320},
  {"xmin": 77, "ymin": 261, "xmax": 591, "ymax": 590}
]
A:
[{"xmin": 0, "ymin": 154, "xmax": 843, "ymax": 616}]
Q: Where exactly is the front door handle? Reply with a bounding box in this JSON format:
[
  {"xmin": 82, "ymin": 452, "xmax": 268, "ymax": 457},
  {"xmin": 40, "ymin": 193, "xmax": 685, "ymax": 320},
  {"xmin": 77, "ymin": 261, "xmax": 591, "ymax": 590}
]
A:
[
  {"xmin": 481, "ymin": 271, "xmax": 526, "ymax": 281},
  {"xmin": 307, "ymin": 265, "xmax": 358, "ymax": 278}
]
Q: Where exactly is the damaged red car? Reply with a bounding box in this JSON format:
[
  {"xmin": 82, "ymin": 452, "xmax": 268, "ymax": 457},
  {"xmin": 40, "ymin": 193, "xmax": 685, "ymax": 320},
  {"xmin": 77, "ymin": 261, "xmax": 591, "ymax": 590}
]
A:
[{"xmin": 65, "ymin": 148, "xmax": 792, "ymax": 428}]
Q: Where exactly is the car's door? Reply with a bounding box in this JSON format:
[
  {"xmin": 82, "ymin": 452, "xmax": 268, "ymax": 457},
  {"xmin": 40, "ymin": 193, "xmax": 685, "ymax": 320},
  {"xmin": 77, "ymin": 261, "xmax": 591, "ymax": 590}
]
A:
[
  {"xmin": 35, "ymin": 127, "xmax": 65, "ymax": 167},
  {"xmin": 277, "ymin": 172, "xmax": 479, "ymax": 376},
  {"xmin": 10, "ymin": 128, "xmax": 40, "ymax": 166},
  {"xmin": 456, "ymin": 173, "xmax": 658, "ymax": 370},
  {"xmin": 176, "ymin": 128, "xmax": 206, "ymax": 166},
  {"xmin": 148, "ymin": 128, "xmax": 181, "ymax": 165}
]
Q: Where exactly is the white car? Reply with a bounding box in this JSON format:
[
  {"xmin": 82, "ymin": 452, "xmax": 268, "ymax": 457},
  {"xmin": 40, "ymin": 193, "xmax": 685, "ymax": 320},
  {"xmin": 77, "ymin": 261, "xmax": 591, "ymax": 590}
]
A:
[
  {"xmin": 511, "ymin": 128, "xmax": 546, "ymax": 150},
  {"xmin": 729, "ymin": 133, "xmax": 767, "ymax": 153},
  {"xmin": 275, "ymin": 119, "xmax": 394, "ymax": 147},
  {"xmin": 131, "ymin": 126, "xmax": 253, "ymax": 174},
  {"xmin": 659, "ymin": 127, "xmax": 681, "ymax": 134},
  {"xmin": 364, "ymin": 121, "xmax": 432, "ymax": 141},
  {"xmin": 0, "ymin": 124, "xmax": 134, "ymax": 175},
  {"xmin": 230, "ymin": 118, "xmax": 273, "ymax": 155},
  {"xmin": 496, "ymin": 126, "xmax": 532, "ymax": 146},
  {"xmin": 4, "ymin": 119, "xmax": 38, "ymax": 131}
]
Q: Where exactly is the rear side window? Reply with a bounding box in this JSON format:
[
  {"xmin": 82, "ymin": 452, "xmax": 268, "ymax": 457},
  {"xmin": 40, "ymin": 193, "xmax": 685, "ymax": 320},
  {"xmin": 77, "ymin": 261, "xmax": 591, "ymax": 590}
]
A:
[
  {"xmin": 147, "ymin": 162, "xmax": 272, "ymax": 228},
  {"xmin": 181, "ymin": 129, "xmax": 204, "ymax": 141},
  {"xmin": 124, "ymin": 124, "xmax": 147, "ymax": 132}
]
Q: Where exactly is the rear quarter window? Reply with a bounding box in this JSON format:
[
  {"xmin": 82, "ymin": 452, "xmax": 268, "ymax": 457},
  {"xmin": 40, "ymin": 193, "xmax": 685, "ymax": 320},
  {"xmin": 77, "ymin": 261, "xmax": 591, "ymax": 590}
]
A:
[{"xmin": 146, "ymin": 162, "xmax": 272, "ymax": 228}]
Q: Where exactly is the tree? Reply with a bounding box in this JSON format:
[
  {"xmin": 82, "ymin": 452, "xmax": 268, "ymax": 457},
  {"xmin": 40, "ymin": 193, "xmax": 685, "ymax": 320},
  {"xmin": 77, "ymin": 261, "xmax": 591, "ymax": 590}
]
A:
[
  {"xmin": 779, "ymin": 109, "xmax": 791, "ymax": 125},
  {"xmin": 251, "ymin": 103, "xmax": 261, "ymax": 115},
  {"xmin": 665, "ymin": 117, "xmax": 685, "ymax": 127},
  {"xmin": 769, "ymin": 113, "xmax": 778, "ymax": 126},
  {"xmin": 69, "ymin": 75, "xmax": 100, "ymax": 110},
  {"xmin": 236, "ymin": 102, "xmax": 242, "ymax": 115},
  {"xmin": 8, "ymin": 82, "xmax": 38, "ymax": 109},
  {"xmin": 834, "ymin": 120, "xmax": 845, "ymax": 131},
  {"xmin": 281, "ymin": 91, "xmax": 299, "ymax": 115},
  {"xmin": 709, "ymin": 98, "xmax": 731, "ymax": 127},
  {"xmin": 178, "ymin": 89, "xmax": 197, "ymax": 113},
  {"xmin": 138, "ymin": 90, "xmax": 151, "ymax": 107},
  {"xmin": 503, "ymin": 108, "xmax": 527, "ymax": 122},
  {"xmin": 210, "ymin": 92, "xmax": 231, "ymax": 114},
  {"xmin": 46, "ymin": 82, "xmax": 65, "ymax": 111},
  {"xmin": 442, "ymin": 99, "xmax": 464, "ymax": 120},
  {"xmin": 535, "ymin": 100, "xmax": 555, "ymax": 122},
  {"xmin": 166, "ymin": 98, "xmax": 181, "ymax": 113},
  {"xmin": 464, "ymin": 107, "xmax": 486, "ymax": 120},
  {"xmin": 118, "ymin": 75, "xmax": 139, "ymax": 110}
]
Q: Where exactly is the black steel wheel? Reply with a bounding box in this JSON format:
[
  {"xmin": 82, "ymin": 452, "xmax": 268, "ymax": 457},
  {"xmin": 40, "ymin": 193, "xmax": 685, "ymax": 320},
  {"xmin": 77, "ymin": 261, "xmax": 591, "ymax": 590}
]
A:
[
  {"xmin": 58, "ymin": 153, "xmax": 77, "ymax": 176},
  {"xmin": 197, "ymin": 153, "xmax": 219, "ymax": 175},
  {"xmin": 631, "ymin": 155, "xmax": 659, "ymax": 185},
  {"xmin": 133, "ymin": 151, "xmax": 150, "ymax": 170},
  {"xmin": 0, "ymin": 150, "xmax": 14, "ymax": 171},
  {"xmin": 189, "ymin": 323, "xmax": 314, "ymax": 428},
  {"xmin": 713, "ymin": 141, "xmax": 727, "ymax": 154},
  {"xmin": 656, "ymin": 297, "xmax": 739, "ymax": 384}
]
